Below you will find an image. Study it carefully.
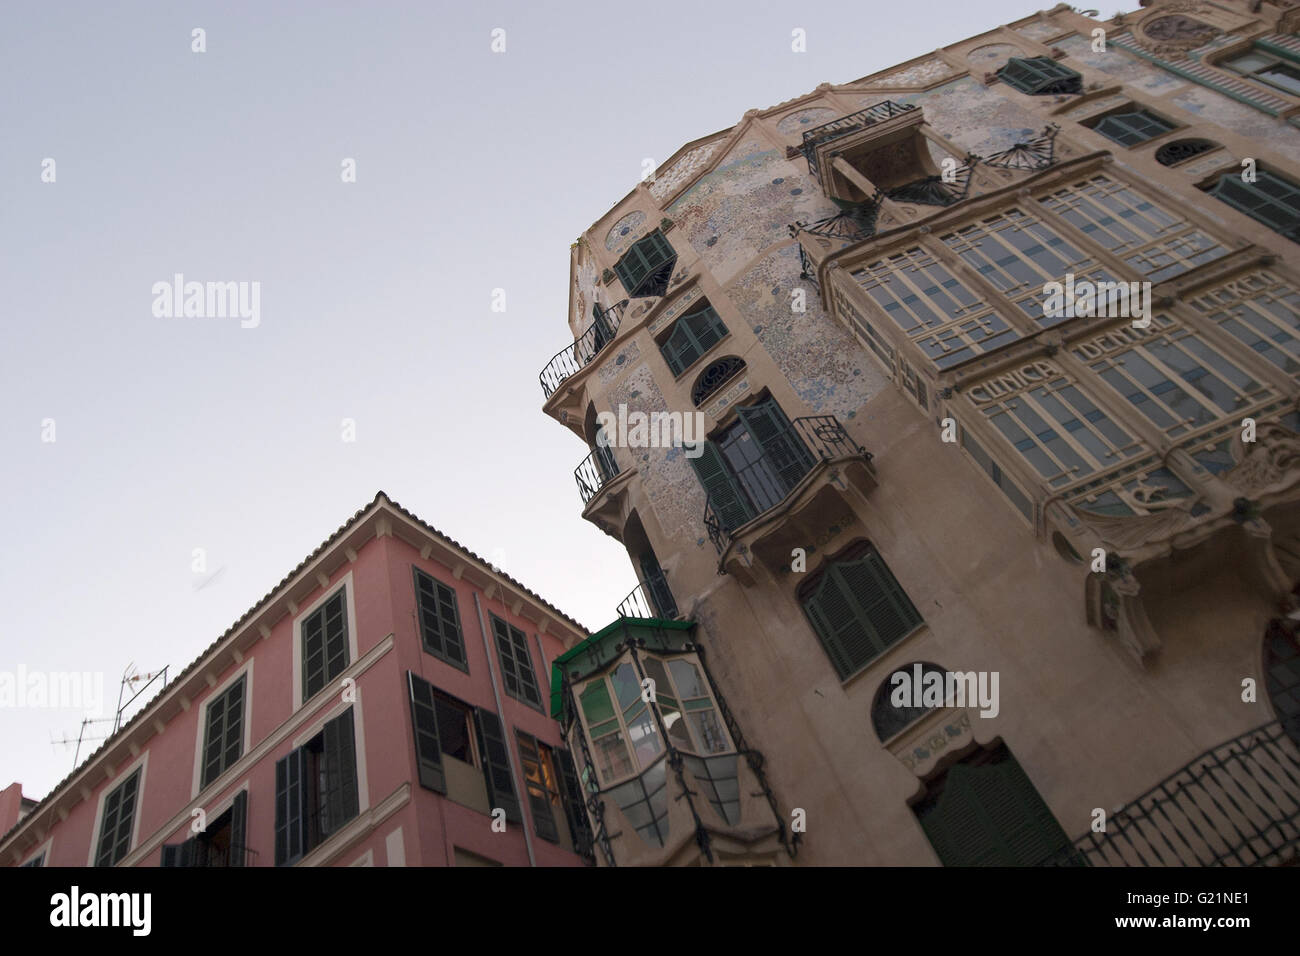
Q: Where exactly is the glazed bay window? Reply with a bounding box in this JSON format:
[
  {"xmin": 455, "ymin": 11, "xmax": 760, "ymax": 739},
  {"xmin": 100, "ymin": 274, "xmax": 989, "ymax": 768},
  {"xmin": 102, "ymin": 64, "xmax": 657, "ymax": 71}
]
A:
[
  {"xmin": 413, "ymin": 568, "xmax": 467, "ymax": 670},
  {"xmin": 1187, "ymin": 271, "xmax": 1300, "ymax": 379},
  {"xmin": 577, "ymin": 665, "xmax": 658, "ymax": 785},
  {"xmin": 274, "ymin": 708, "xmax": 359, "ymax": 866},
  {"xmin": 979, "ymin": 375, "xmax": 1143, "ymax": 489},
  {"xmin": 940, "ymin": 209, "xmax": 1125, "ymax": 329},
  {"xmin": 1205, "ymin": 168, "xmax": 1300, "ymax": 243},
  {"xmin": 800, "ymin": 541, "xmax": 924, "ymax": 681},
  {"xmin": 614, "ymin": 230, "xmax": 677, "ymax": 298},
  {"xmin": 659, "ymin": 302, "xmax": 728, "ymax": 376},
  {"xmin": 301, "ymin": 589, "xmax": 348, "ymax": 703},
  {"xmin": 852, "ymin": 247, "xmax": 1020, "ymax": 368},
  {"xmin": 200, "ymin": 674, "xmax": 245, "ymax": 789},
  {"xmin": 491, "ymin": 614, "xmax": 542, "ymax": 708},
  {"xmin": 94, "ymin": 769, "xmax": 141, "ymax": 867},
  {"xmin": 1078, "ymin": 316, "xmax": 1271, "ymax": 439},
  {"xmin": 1038, "ymin": 175, "xmax": 1227, "ymax": 282},
  {"xmin": 407, "ymin": 672, "xmax": 522, "ymax": 822},
  {"xmin": 640, "ymin": 656, "xmax": 731, "ymax": 755}
]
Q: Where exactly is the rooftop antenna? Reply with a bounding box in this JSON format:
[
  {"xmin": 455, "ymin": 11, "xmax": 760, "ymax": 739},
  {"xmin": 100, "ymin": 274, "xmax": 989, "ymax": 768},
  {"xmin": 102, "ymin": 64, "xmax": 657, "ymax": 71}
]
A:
[
  {"xmin": 50, "ymin": 718, "xmax": 115, "ymax": 771},
  {"xmin": 50, "ymin": 662, "xmax": 170, "ymax": 772}
]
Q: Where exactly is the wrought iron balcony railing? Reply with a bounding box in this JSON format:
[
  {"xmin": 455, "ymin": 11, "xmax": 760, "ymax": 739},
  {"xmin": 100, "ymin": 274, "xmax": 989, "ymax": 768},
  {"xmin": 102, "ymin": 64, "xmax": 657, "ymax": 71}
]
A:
[
  {"xmin": 616, "ymin": 569, "xmax": 678, "ymax": 620},
  {"xmin": 703, "ymin": 415, "xmax": 871, "ymax": 556},
  {"xmin": 1072, "ymin": 719, "xmax": 1300, "ymax": 866},
  {"xmin": 978, "ymin": 125, "xmax": 1060, "ymax": 171},
  {"xmin": 540, "ymin": 301, "xmax": 626, "ymax": 399},
  {"xmin": 800, "ymin": 101, "xmax": 919, "ymax": 186},
  {"xmin": 575, "ymin": 443, "xmax": 622, "ymax": 507}
]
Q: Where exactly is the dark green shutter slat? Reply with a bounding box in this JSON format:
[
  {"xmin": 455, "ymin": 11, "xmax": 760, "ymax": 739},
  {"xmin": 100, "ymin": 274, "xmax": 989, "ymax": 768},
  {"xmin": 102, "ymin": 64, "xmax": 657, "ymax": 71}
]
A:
[
  {"xmin": 689, "ymin": 441, "xmax": 754, "ymax": 531},
  {"xmin": 660, "ymin": 305, "xmax": 727, "ymax": 375},
  {"xmin": 160, "ymin": 843, "xmax": 182, "ymax": 867},
  {"xmin": 96, "ymin": 770, "xmax": 139, "ymax": 867},
  {"xmin": 323, "ymin": 707, "xmax": 360, "ymax": 836},
  {"xmin": 274, "ymin": 749, "xmax": 306, "ymax": 866},
  {"xmin": 229, "ymin": 790, "xmax": 248, "ymax": 867},
  {"xmin": 615, "ymin": 231, "xmax": 676, "ymax": 297},
  {"xmin": 493, "ymin": 615, "xmax": 540, "ymax": 706},
  {"xmin": 839, "ymin": 553, "xmax": 921, "ymax": 648},
  {"xmin": 556, "ymin": 748, "xmax": 593, "ymax": 855},
  {"xmin": 414, "ymin": 568, "xmax": 466, "ymax": 667},
  {"xmin": 803, "ymin": 571, "xmax": 863, "ymax": 678},
  {"xmin": 474, "ymin": 709, "xmax": 522, "ymax": 824},
  {"xmin": 736, "ymin": 398, "xmax": 814, "ymax": 493},
  {"xmin": 408, "ymin": 672, "xmax": 447, "ymax": 794},
  {"xmin": 517, "ymin": 732, "xmax": 559, "ymax": 843},
  {"xmin": 303, "ymin": 591, "xmax": 349, "ymax": 701}
]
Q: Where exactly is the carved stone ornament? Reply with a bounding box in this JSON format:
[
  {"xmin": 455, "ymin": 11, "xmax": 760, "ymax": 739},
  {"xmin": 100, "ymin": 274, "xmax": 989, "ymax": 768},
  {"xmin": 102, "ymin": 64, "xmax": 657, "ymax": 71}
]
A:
[{"xmin": 1135, "ymin": 9, "xmax": 1221, "ymax": 58}]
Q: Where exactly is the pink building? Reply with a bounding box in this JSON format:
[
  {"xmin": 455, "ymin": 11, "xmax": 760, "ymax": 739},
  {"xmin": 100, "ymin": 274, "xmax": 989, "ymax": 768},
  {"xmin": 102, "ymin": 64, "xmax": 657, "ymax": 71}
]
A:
[{"xmin": 0, "ymin": 493, "xmax": 592, "ymax": 867}]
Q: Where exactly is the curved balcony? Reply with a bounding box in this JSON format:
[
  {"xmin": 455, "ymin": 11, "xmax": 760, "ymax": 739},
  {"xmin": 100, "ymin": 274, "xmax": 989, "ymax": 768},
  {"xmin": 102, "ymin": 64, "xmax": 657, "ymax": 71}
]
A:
[
  {"xmin": 615, "ymin": 571, "xmax": 678, "ymax": 621},
  {"xmin": 703, "ymin": 415, "xmax": 876, "ymax": 585},
  {"xmin": 575, "ymin": 444, "xmax": 621, "ymax": 506},
  {"xmin": 800, "ymin": 101, "xmax": 918, "ymax": 186},
  {"xmin": 540, "ymin": 302, "xmax": 626, "ymax": 400}
]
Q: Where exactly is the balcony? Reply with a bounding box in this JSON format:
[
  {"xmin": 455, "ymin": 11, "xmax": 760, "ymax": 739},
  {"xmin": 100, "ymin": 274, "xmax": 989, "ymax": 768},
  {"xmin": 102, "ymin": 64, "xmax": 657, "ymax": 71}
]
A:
[
  {"xmin": 1071, "ymin": 720, "xmax": 1300, "ymax": 866},
  {"xmin": 616, "ymin": 570, "xmax": 678, "ymax": 621},
  {"xmin": 540, "ymin": 301, "xmax": 626, "ymax": 400},
  {"xmin": 702, "ymin": 415, "xmax": 876, "ymax": 585},
  {"xmin": 574, "ymin": 444, "xmax": 633, "ymax": 535},
  {"xmin": 800, "ymin": 101, "xmax": 920, "ymax": 189}
]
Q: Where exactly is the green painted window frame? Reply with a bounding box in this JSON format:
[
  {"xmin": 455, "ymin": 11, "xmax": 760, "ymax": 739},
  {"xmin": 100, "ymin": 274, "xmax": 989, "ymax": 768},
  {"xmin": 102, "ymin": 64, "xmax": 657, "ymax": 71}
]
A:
[
  {"xmin": 1206, "ymin": 168, "xmax": 1300, "ymax": 243},
  {"xmin": 1220, "ymin": 49, "xmax": 1300, "ymax": 96},
  {"xmin": 1091, "ymin": 109, "xmax": 1177, "ymax": 147},
  {"xmin": 490, "ymin": 613, "xmax": 543, "ymax": 709},
  {"xmin": 301, "ymin": 588, "xmax": 349, "ymax": 703},
  {"xmin": 515, "ymin": 729, "xmax": 561, "ymax": 844},
  {"xmin": 997, "ymin": 57, "xmax": 1082, "ymax": 95},
  {"xmin": 200, "ymin": 674, "xmax": 245, "ymax": 790},
  {"xmin": 614, "ymin": 230, "xmax": 676, "ymax": 297},
  {"xmin": 413, "ymin": 567, "xmax": 468, "ymax": 672},
  {"xmin": 659, "ymin": 302, "xmax": 729, "ymax": 376},
  {"xmin": 799, "ymin": 542, "xmax": 924, "ymax": 681},
  {"xmin": 273, "ymin": 707, "xmax": 359, "ymax": 866},
  {"xmin": 94, "ymin": 769, "xmax": 141, "ymax": 867}
]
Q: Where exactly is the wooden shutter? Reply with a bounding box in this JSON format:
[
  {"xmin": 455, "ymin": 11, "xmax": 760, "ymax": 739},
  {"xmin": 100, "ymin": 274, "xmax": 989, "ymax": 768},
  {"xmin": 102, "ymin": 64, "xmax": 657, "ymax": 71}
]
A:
[
  {"xmin": 95, "ymin": 770, "xmax": 139, "ymax": 867},
  {"xmin": 838, "ymin": 551, "xmax": 921, "ymax": 649},
  {"xmin": 408, "ymin": 672, "xmax": 447, "ymax": 794},
  {"xmin": 414, "ymin": 569, "xmax": 466, "ymax": 667},
  {"xmin": 229, "ymin": 790, "xmax": 248, "ymax": 867},
  {"xmin": 555, "ymin": 748, "xmax": 593, "ymax": 856},
  {"xmin": 274, "ymin": 748, "xmax": 307, "ymax": 866},
  {"xmin": 202, "ymin": 676, "xmax": 244, "ymax": 789},
  {"xmin": 322, "ymin": 707, "xmax": 360, "ymax": 837},
  {"xmin": 736, "ymin": 398, "xmax": 814, "ymax": 494},
  {"xmin": 516, "ymin": 732, "xmax": 560, "ymax": 843},
  {"xmin": 474, "ymin": 709, "xmax": 523, "ymax": 824},
  {"xmin": 920, "ymin": 754, "xmax": 1073, "ymax": 866},
  {"xmin": 801, "ymin": 571, "xmax": 864, "ymax": 678},
  {"xmin": 493, "ymin": 616, "xmax": 540, "ymax": 706},
  {"xmin": 689, "ymin": 442, "xmax": 754, "ymax": 531}
]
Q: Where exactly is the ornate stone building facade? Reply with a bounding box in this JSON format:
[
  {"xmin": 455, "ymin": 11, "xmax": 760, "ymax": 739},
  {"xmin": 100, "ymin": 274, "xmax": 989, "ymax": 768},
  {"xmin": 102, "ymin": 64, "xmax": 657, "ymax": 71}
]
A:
[{"xmin": 542, "ymin": 0, "xmax": 1300, "ymax": 866}]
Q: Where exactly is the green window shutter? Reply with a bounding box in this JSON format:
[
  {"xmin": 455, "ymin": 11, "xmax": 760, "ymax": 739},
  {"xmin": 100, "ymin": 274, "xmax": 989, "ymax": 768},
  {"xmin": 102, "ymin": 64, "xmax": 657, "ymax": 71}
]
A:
[
  {"xmin": 322, "ymin": 707, "xmax": 360, "ymax": 836},
  {"xmin": 474, "ymin": 709, "xmax": 523, "ymax": 824},
  {"xmin": 801, "ymin": 570, "xmax": 867, "ymax": 679},
  {"xmin": 1210, "ymin": 170, "xmax": 1300, "ymax": 239},
  {"xmin": 414, "ymin": 568, "xmax": 467, "ymax": 668},
  {"xmin": 492, "ymin": 616, "xmax": 541, "ymax": 706},
  {"xmin": 555, "ymin": 748, "xmax": 593, "ymax": 855},
  {"xmin": 736, "ymin": 398, "xmax": 815, "ymax": 493},
  {"xmin": 614, "ymin": 231, "xmax": 676, "ymax": 297},
  {"xmin": 920, "ymin": 754, "xmax": 1074, "ymax": 866},
  {"xmin": 201, "ymin": 675, "xmax": 245, "ymax": 789},
  {"xmin": 229, "ymin": 790, "xmax": 248, "ymax": 867},
  {"xmin": 517, "ymin": 731, "xmax": 560, "ymax": 843},
  {"xmin": 274, "ymin": 748, "xmax": 307, "ymax": 866},
  {"xmin": 660, "ymin": 305, "xmax": 728, "ymax": 375},
  {"xmin": 839, "ymin": 551, "xmax": 922, "ymax": 648},
  {"xmin": 302, "ymin": 590, "xmax": 349, "ymax": 701},
  {"xmin": 95, "ymin": 770, "xmax": 140, "ymax": 867},
  {"xmin": 689, "ymin": 441, "xmax": 755, "ymax": 531},
  {"xmin": 159, "ymin": 841, "xmax": 189, "ymax": 867},
  {"xmin": 408, "ymin": 672, "xmax": 447, "ymax": 794},
  {"xmin": 999, "ymin": 57, "xmax": 1080, "ymax": 95}
]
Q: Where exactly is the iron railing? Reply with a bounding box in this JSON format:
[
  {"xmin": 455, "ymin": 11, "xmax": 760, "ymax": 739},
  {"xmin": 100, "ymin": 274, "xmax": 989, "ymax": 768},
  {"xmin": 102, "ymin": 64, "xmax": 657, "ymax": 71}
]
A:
[
  {"xmin": 540, "ymin": 301, "xmax": 626, "ymax": 399},
  {"xmin": 616, "ymin": 570, "xmax": 678, "ymax": 620},
  {"xmin": 1072, "ymin": 719, "xmax": 1300, "ymax": 866},
  {"xmin": 800, "ymin": 101, "xmax": 919, "ymax": 185},
  {"xmin": 796, "ymin": 242, "xmax": 820, "ymax": 294},
  {"xmin": 797, "ymin": 195, "xmax": 882, "ymax": 243},
  {"xmin": 575, "ymin": 444, "xmax": 622, "ymax": 507},
  {"xmin": 980, "ymin": 125, "xmax": 1060, "ymax": 171},
  {"xmin": 703, "ymin": 415, "xmax": 871, "ymax": 556}
]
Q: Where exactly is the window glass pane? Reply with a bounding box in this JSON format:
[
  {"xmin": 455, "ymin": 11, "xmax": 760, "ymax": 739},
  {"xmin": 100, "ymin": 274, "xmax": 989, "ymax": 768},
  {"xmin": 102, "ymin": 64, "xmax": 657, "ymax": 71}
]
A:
[
  {"xmin": 610, "ymin": 662, "xmax": 641, "ymax": 710},
  {"xmin": 686, "ymin": 709, "xmax": 730, "ymax": 755},
  {"xmin": 434, "ymin": 697, "xmax": 472, "ymax": 763},
  {"xmin": 625, "ymin": 706, "xmax": 662, "ymax": 767},
  {"xmin": 668, "ymin": 660, "xmax": 707, "ymax": 699},
  {"xmin": 593, "ymin": 731, "xmax": 634, "ymax": 782},
  {"xmin": 661, "ymin": 705, "xmax": 694, "ymax": 751},
  {"xmin": 579, "ymin": 680, "xmax": 615, "ymax": 726}
]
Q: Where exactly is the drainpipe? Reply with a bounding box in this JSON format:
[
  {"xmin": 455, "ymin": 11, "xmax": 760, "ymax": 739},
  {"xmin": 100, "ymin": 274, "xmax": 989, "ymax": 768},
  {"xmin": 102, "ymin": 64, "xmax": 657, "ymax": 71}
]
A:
[{"xmin": 472, "ymin": 591, "xmax": 536, "ymax": 868}]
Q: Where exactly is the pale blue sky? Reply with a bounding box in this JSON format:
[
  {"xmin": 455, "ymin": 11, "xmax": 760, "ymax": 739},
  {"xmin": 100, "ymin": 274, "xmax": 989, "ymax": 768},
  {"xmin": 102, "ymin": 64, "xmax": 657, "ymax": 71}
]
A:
[{"xmin": 1, "ymin": 0, "xmax": 1048, "ymax": 797}]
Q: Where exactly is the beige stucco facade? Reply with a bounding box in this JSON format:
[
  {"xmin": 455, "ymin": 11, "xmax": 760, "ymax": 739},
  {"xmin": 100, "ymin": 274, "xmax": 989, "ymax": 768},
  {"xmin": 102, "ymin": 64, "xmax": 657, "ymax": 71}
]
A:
[{"xmin": 545, "ymin": 1, "xmax": 1300, "ymax": 866}]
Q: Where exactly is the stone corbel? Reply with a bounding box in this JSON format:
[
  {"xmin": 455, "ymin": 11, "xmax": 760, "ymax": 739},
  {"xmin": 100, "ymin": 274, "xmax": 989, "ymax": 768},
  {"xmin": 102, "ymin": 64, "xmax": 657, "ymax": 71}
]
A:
[{"xmin": 1108, "ymin": 569, "xmax": 1163, "ymax": 664}]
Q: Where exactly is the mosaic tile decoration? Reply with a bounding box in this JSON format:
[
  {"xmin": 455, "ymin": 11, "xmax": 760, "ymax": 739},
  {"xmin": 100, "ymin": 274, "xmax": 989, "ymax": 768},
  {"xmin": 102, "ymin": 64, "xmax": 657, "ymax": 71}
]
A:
[
  {"xmin": 604, "ymin": 210, "xmax": 648, "ymax": 255},
  {"xmin": 650, "ymin": 141, "xmax": 723, "ymax": 202}
]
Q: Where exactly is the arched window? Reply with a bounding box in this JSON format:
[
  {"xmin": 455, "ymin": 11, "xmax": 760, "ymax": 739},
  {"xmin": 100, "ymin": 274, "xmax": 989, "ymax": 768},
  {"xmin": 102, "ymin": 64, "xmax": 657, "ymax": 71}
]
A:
[
  {"xmin": 1155, "ymin": 138, "xmax": 1216, "ymax": 166},
  {"xmin": 996, "ymin": 57, "xmax": 1082, "ymax": 95},
  {"xmin": 658, "ymin": 302, "xmax": 728, "ymax": 376},
  {"xmin": 1206, "ymin": 168, "xmax": 1300, "ymax": 243},
  {"xmin": 797, "ymin": 540, "xmax": 923, "ymax": 680},
  {"xmin": 614, "ymin": 230, "xmax": 676, "ymax": 298},
  {"xmin": 691, "ymin": 356, "xmax": 745, "ymax": 406},
  {"xmin": 871, "ymin": 662, "xmax": 948, "ymax": 741}
]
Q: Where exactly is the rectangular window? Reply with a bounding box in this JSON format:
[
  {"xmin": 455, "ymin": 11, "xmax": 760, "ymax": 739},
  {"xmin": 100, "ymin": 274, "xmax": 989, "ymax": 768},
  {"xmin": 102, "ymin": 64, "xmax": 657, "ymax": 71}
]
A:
[
  {"xmin": 161, "ymin": 792, "xmax": 249, "ymax": 867},
  {"xmin": 614, "ymin": 231, "xmax": 676, "ymax": 298},
  {"xmin": 836, "ymin": 292, "xmax": 896, "ymax": 371},
  {"xmin": 516, "ymin": 731, "xmax": 561, "ymax": 843},
  {"xmin": 490, "ymin": 614, "xmax": 542, "ymax": 708},
  {"xmin": 659, "ymin": 303, "xmax": 728, "ymax": 376},
  {"xmin": 94, "ymin": 769, "xmax": 141, "ymax": 867},
  {"xmin": 413, "ymin": 568, "xmax": 467, "ymax": 670},
  {"xmin": 274, "ymin": 708, "xmax": 359, "ymax": 866},
  {"xmin": 852, "ymin": 247, "xmax": 1021, "ymax": 368},
  {"xmin": 980, "ymin": 375, "xmax": 1144, "ymax": 489},
  {"xmin": 200, "ymin": 674, "xmax": 245, "ymax": 790},
  {"xmin": 1222, "ymin": 50, "xmax": 1300, "ymax": 96},
  {"xmin": 1206, "ymin": 169, "xmax": 1300, "ymax": 243},
  {"xmin": 1080, "ymin": 316, "xmax": 1271, "ymax": 438},
  {"xmin": 960, "ymin": 426, "xmax": 1035, "ymax": 522},
  {"xmin": 21, "ymin": 852, "xmax": 45, "ymax": 867},
  {"xmin": 1088, "ymin": 109, "xmax": 1178, "ymax": 147},
  {"xmin": 301, "ymin": 589, "xmax": 349, "ymax": 703},
  {"xmin": 1038, "ymin": 175, "xmax": 1227, "ymax": 283},
  {"xmin": 1187, "ymin": 271, "xmax": 1300, "ymax": 379}
]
